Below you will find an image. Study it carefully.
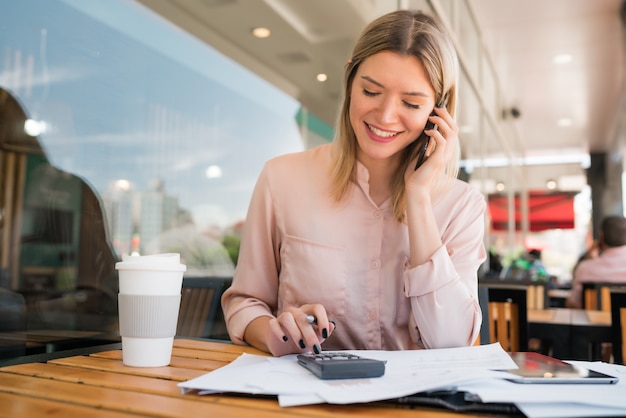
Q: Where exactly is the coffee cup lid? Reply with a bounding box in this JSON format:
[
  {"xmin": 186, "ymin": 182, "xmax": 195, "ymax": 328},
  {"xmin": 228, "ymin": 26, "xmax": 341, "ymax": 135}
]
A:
[{"xmin": 115, "ymin": 253, "xmax": 187, "ymax": 272}]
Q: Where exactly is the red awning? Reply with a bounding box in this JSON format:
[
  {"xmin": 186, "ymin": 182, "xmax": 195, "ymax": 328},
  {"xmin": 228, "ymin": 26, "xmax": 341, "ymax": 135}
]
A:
[{"xmin": 488, "ymin": 191, "xmax": 576, "ymax": 232}]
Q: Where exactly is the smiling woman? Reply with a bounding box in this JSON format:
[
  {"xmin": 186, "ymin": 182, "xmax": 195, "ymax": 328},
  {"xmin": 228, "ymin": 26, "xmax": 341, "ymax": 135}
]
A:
[{"xmin": 222, "ymin": 10, "xmax": 487, "ymax": 358}]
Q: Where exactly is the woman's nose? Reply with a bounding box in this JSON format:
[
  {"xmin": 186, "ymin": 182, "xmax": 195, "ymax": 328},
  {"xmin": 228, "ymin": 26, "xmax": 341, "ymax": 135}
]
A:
[{"xmin": 378, "ymin": 97, "xmax": 399, "ymax": 123}]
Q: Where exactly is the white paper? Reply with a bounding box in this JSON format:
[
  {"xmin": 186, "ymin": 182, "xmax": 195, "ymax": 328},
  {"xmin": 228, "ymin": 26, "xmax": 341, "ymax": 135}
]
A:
[
  {"xmin": 178, "ymin": 343, "xmax": 626, "ymax": 415},
  {"xmin": 517, "ymin": 403, "xmax": 626, "ymax": 418},
  {"xmin": 178, "ymin": 343, "xmax": 516, "ymax": 405}
]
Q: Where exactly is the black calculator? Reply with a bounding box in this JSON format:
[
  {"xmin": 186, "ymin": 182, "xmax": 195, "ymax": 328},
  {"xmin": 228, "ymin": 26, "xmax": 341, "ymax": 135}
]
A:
[{"xmin": 296, "ymin": 352, "xmax": 386, "ymax": 380}]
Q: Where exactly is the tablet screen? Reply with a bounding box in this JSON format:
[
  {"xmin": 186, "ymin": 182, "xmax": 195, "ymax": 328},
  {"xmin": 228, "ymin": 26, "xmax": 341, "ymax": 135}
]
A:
[{"xmin": 506, "ymin": 352, "xmax": 618, "ymax": 384}]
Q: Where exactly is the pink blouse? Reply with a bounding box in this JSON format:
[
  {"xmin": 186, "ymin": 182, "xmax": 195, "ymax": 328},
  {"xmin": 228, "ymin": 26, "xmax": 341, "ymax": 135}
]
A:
[{"xmin": 221, "ymin": 144, "xmax": 487, "ymax": 351}]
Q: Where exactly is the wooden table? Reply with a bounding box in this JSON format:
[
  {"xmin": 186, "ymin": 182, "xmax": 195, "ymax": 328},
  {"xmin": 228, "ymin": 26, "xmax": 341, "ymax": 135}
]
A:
[
  {"xmin": 528, "ymin": 308, "xmax": 611, "ymax": 360},
  {"xmin": 547, "ymin": 288, "xmax": 570, "ymax": 307},
  {"xmin": 0, "ymin": 339, "xmax": 504, "ymax": 417}
]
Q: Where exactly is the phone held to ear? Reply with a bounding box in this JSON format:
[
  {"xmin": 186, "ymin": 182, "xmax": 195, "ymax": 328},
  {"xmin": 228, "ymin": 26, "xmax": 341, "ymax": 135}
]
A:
[{"xmin": 414, "ymin": 95, "xmax": 448, "ymax": 170}]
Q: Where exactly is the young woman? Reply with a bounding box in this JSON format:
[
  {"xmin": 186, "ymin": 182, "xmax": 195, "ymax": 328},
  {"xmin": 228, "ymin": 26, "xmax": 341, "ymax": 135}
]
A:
[{"xmin": 222, "ymin": 10, "xmax": 487, "ymax": 356}]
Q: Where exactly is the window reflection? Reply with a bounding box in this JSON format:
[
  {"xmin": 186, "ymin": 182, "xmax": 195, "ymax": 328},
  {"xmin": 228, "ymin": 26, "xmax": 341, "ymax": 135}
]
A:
[
  {"xmin": 0, "ymin": 0, "xmax": 311, "ymax": 361},
  {"xmin": 1, "ymin": 86, "xmax": 118, "ymax": 358}
]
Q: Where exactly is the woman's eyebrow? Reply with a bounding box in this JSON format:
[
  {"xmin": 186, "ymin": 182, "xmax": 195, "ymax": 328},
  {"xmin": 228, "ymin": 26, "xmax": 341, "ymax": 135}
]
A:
[{"xmin": 360, "ymin": 75, "xmax": 430, "ymax": 98}]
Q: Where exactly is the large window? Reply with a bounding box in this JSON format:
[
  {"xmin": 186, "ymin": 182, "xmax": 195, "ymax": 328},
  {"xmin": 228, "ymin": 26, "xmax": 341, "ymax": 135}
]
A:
[{"xmin": 0, "ymin": 0, "xmax": 310, "ymax": 360}]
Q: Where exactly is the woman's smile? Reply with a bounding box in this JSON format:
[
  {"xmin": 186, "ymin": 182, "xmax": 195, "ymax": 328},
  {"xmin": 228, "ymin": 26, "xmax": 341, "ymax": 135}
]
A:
[{"xmin": 365, "ymin": 122, "xmax": 402, "ymax": 142}]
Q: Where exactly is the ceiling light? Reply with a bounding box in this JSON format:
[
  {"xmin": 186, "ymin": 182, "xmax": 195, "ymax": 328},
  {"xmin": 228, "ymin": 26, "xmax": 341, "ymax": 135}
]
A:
[
  {"xmin": 557, "ymin": 118, "xmax": 572, "ymax": 127},
  {"xmin": 496, "ymin": 181, "xmax": 505, "ymax": 192},
  {"xmin": 251, "ymin": 27, "xmax": 271, "ymax": 38},
  {"xmin": 546, "ymin": 179, "xmax": 557, "ymax": 190},
  {"xmin": 316, "ymin": 73, "xmax": 327, "ymax": 82},
  {"xmin": 553, "ymin": 54, "xmax": 572, "ymax": 64}
]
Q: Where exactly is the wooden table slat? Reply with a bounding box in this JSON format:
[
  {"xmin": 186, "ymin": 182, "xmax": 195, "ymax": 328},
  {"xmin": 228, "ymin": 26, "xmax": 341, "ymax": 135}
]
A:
[
  {"xmin": 1, "ymin": 362, "xmax": 183, "ymax": 395},
  {"xmin": 49, "ymin": 355, "xmax": 203, "ymax": 382},
  {"xmin": 0, "ymin": 391, "xmax": 138, "ymax": 418},
  {"xmin": 0, "ymin": 338, "xmax": 513, "ymax": 417},
  {"xmin": 89, "ymin": 349, "xmax": 228, "ymax": 372},
  {"xmin": 172, "ymin": 338, "xmax": 268, "ymax": 356},
  {"xmin": 0, "ymin": 372, "xmax": 302, "ymax": 418}
]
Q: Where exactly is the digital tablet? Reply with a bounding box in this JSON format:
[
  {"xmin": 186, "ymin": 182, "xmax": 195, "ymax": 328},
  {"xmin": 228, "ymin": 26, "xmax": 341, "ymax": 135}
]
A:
[{"xmin": 505, "ymin": 352, "xmax": 618, "ymax": 384}]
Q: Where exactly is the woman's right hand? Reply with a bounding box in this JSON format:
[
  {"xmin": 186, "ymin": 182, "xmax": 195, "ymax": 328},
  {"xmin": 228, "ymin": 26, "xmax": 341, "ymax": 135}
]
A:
[{"xmin": 263, "ymin": 304, "xmax": 336, "ymax": 356}]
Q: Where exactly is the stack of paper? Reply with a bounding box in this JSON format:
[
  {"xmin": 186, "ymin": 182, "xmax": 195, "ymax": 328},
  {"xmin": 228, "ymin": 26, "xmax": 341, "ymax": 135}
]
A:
[{"xmin": 178, "ymin": 343, "xmax": 626, "ymax": 418}]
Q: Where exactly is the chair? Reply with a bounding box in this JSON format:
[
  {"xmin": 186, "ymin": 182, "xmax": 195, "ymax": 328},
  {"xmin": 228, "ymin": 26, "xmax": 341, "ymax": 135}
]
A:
[
  {"xmin": 176, "ymin": 276, "xmax": 232, "ymax": 339},
  {"xmin": 610, "ymin": 289, "xmax": 626, "ymax": 365},
  {"xmin": 582, "ymin": 282, "xmax": 626, "ymax": 312},
  {"xmin": 526, "ymin": 282, "xmax": 548, "ymax": 310},
  {"xmin": 479, "ymin": 284, "xmax": 529, "ymax": 351},
  {"xmin": 476, "ymin": 286, "xmax": 490, "ymax": 345},
  {"xmin": 479, "ymin": 277, "xmax": 547, "ymax": 310}
]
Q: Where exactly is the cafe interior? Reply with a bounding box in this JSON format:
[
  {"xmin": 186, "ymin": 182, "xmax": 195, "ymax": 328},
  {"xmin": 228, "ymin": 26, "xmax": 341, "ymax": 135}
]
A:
[{"xmin": 1, "ymin": 1, "xmax": 626, "ymax": 414}]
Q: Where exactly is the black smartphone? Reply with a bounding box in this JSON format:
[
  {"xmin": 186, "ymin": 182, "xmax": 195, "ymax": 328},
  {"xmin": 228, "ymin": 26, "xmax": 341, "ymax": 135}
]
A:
[{"xmin": 414, "ymin": 95, "xmax": 448, "ymax": 170}]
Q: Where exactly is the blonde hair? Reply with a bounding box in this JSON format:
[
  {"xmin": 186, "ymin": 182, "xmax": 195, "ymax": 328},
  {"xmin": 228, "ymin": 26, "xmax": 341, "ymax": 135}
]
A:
[{"xmin": 329, "ymin": 10, "xmax": 460, "ymax": 222}]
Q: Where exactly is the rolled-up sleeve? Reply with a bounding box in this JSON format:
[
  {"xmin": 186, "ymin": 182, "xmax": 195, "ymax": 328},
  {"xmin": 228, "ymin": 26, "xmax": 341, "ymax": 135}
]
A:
[{"xmin": 404, "ymin": 185, "xmax": 487, "ymax": 349}]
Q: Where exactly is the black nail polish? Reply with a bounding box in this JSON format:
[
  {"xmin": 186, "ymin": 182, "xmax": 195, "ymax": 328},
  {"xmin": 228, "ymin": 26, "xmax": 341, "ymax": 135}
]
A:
[
  {"xmin": 299, "ymin": 339, "xmax": 306, "ymax": 349},
  {"xmin": 330, "ymin": 320, "xmax": 336, "ymax": 328},
  {"xmin": 313, "ymin": 344, "xmax": 321, "ymax": 354},
  {"xmin": 322, "ymin": 328, "xmax": 328, "ymax": 338},
  {"xmin": 282, "ymin": 335, "xmax": 288, "ymax": 342}
]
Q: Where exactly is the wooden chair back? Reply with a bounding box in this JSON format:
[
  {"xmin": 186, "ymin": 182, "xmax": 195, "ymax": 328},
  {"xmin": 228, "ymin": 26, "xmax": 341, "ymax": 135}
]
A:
[
  {"xmin": 610, "ymin": 288, "xmax": 626, "ymax": 365},
  {"xmin": 479, "ymin": 284, "xmax": 529, "ymax": 351},
  {"xmin": 479, "ymin": 278, "xmax": 547, "ymax": 310},
  {"xmin": 176, "ymin": 276, "xmax": 232, "ymax": 339},
  {"xmin": 583, "ymin": 282, "xmax": 626, "ymax": 312},
  {"xmin": 526, "ymin": 283, "xmax": 547, "ymax": 310}
]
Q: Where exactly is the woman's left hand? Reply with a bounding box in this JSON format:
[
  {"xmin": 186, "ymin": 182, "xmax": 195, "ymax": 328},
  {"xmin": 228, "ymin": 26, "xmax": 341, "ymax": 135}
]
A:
[{"xmin": 405, "ymin": 105, "xmax": 459, "ymax": 192}]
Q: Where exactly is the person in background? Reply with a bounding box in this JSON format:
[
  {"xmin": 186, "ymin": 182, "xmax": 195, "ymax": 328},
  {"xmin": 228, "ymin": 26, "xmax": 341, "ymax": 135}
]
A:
[
  {"xmin": 567, "ymin": 215, "xmax": 626, "ymax": 308},
  {"xmin": 222, "ymin": 10, "xmax": 487, "ymax": 356}
]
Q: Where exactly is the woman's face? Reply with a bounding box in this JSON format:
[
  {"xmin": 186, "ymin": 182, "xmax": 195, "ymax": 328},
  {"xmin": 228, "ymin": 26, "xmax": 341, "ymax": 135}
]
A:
[{"xmin": 349, "ymin": 50, "xmax": 436, "ymax": 169}]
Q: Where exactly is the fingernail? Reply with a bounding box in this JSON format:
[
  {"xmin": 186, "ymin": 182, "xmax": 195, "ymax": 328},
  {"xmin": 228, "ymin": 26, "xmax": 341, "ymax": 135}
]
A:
[
  {"xmin": 322, "ymin": 328, "xmax": 328, "ymax": 338},
  {"xmin": 299, "ymin": 339, "xmax": 306, "ymax": 349},
  {"xmin": 282, "ymin": 335, "xmax": 288, "ymax": 342},
  {"xmin": 330, "ymin": 320, "xmax": 336, "ymax": 328},
  {"xmin": 313, "ymin": 344, "xmax": 321, "ymax": 354}
]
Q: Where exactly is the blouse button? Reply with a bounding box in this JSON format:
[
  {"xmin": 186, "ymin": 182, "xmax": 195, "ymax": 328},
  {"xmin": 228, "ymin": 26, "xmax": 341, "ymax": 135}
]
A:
[
  {"xmin": 368, "ymin": 311, "xmax": 377, "ymax": 320},
  {"xmin": 371, "ymin": 260, "xmax": 380, "ymax": 269},
  {"xmin": 373, "ymin": 210, "xmax": 382, "ymax": 219}
]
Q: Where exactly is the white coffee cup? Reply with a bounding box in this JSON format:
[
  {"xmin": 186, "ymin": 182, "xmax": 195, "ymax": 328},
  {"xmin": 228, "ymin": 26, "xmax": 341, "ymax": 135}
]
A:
[{"xmin": 115, "ymin": 253, "xmax": 186, "ymax": 367}]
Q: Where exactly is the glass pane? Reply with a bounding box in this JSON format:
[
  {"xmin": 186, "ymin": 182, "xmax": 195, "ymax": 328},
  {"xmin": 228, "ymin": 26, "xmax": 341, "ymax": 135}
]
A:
[
  {"xmin": 457, "ymin": 0, "xmax": 480, "ymax": 82},
  {"xmin": 481, "ymin": 55, "xmax": 499, "ymax": 118},
  {"xmin": 1, "ymin": 0, "xmax": 311, "ymax": 360}
]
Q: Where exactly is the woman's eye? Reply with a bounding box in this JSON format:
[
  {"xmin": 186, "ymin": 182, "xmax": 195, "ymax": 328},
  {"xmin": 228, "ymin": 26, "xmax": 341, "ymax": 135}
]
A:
[
  {"xmin": 403, "ymin": 101, "xmax": 421, "ymax": 110},
  {"xmin": 362, "ymin": 88, "xmax": 378, "ymax": 97}
]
